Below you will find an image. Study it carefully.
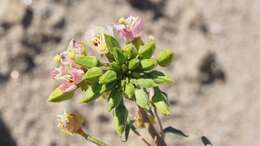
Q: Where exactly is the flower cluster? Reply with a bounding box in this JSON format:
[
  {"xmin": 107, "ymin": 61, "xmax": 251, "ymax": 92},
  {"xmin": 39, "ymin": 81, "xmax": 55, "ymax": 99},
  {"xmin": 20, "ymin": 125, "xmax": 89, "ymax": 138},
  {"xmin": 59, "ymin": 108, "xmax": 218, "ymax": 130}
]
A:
[{"xmin": 49, "ymin": 16, "xmax": 174, "ymax": 139}]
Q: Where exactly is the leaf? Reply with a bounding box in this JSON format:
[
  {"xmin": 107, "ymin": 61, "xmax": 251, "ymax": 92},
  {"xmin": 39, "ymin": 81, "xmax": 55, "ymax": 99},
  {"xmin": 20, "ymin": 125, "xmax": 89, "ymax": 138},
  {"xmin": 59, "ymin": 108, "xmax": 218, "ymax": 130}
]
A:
[
  {"xmin": 110, "ymin": 47, "xmax": 127, "ymax": 64},
  {"xmin": 124, "ymin": 82, "xmax": 135, "ymax": 99},
  {"xmin": 48, "ymin": 87, "xmax": 74, "ymax": 102},
  {"xmin": 99, "ymin": 70, "xmax": 117, "ymax": 84},
  {"xmin": 152, "ymin": 88, "xmax": 171, "ymax": 115},
  {"xmin": 128, "ymin": 58, "xmax": 140, "ymax": 70},
  {"xmin": 113, "ymin": 103, "xmax": 128, "ymax": 136},
  {"xmin": 135, "ymin": 78, "xmax": 158, "ymax": 88},
  {"xmin": 75, "ymin": 56, "xmax": 98, "ymax": 68},
  {"xmin": 138, "ymin": 40, "xmax": 156, "ymax": 59},
  {"xmin": 121, "ymin": 119, "xmax": 134, "ymax": 142},
  {"xmin": 108, "ymin": 90, "xmax": 123, "ymax": 111},
  {"xmin": 80, "ymin": 83, "xmax": 102, "ymax": 103},
  {"xmin": 104, "ymin": 34, "xmax": 120, "ymax": 51},
  {"xmin": 135, "ymin": 89, "xmax": 150, "ymax": 110},
  {"xmin": 83, "ymin": 67, "xmax": 103, "ymax": 81},
  {"xmin": 140, "ymin": 59, "xmax": 156, "ymax": 70},
  {"xmin": 163, "ymin": 126, "xmax": 188, "ymax": 137},
  {"xmin": 156, "ymin": 49, "xmax": 174, "ymax": 66},
  {"xmin": 201, "ymin": 136, "xmax": 213, "ymax": 146}
]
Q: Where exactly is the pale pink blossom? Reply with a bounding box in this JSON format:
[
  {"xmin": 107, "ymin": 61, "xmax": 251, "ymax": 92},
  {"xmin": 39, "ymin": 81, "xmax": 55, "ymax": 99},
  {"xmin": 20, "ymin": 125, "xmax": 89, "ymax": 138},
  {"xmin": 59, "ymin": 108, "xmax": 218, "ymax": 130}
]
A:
[{"xmin": 114, "ymin": 16, "xmax": 144, "ymax": 42}]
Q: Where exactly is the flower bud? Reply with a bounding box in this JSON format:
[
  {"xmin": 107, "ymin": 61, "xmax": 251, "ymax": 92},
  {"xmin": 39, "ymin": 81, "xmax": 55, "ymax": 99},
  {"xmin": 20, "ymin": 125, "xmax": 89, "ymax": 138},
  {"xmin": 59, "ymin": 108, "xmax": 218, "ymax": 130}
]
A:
[
  {"xmin": 138, "ymin": 40, "xmax": 156, "ymax": 59},
  {"xmin": 99, "ymin": 70, "xmax": 117, "ymax": 84},
  {"xmin": 140, "ymin": 59, "xmax": 156, "ymax": 70},
  {"xmin": 156, "ymin": 49, "xmax": 174, "ymax": 66},
  {"xmin": 57, "ymin": 111, "xmax": 83, "ymax": 135}
]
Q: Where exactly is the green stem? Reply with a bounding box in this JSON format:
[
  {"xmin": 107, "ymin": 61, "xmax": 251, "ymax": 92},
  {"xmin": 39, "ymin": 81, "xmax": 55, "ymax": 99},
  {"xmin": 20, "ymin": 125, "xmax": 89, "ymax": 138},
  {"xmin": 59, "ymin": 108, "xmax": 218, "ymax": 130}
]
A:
[{"xmin": 77, "ymin": 129, "xmax": 109, "ymax": 146}]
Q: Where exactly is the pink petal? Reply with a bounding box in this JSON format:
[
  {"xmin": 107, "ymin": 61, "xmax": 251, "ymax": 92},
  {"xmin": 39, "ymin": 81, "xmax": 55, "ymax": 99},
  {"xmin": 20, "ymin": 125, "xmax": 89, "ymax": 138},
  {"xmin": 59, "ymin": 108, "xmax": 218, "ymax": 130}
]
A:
[
  {"xmin": 132, "ymin": 19, "xmax": 144, "ymax": 38},
  {"xmin": 59, "ymin": 82, "xmax": 77, "ymax": 93},
  {"xmin": 70, "ymin": 68, "xmax": 84, "ymax": 84}
]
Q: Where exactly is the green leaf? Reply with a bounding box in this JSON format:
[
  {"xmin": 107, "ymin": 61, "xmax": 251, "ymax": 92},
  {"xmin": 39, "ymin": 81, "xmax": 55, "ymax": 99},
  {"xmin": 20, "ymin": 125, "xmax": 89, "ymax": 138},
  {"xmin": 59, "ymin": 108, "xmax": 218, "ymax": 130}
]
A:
[
  {"xmin": 156, "ymin": 49, "xmax": 174, "ymax": 66},
  {"xmin": 201, "ymin": 136, "xmax": 213, "ymax": 146},
  {"xmin": 110, "ymin": 47, "xmax": 127, "ymax": 64},
  {"xmin": 121, "ymin": 119, "xmax": 134, "ymax": 142},
  {"xmin": 135, "ymin": 78, "xmax": 158, "ymax": 88},
  {"xmin": 152, "ymin": 88, "xmax": 171, "ymax": 115},
  {"xmin": 83, "ymin": 67, "xmax": 103, "ymax": 81},
  {"xmin": 99, "ymin": 70, "xmax": 117, "ymax": 84},
  {"xmin": 163, "ymin": 126, "xmax": 188, "ymax": 137},
  {"xmin": 75, "ymin": 56, "xmax": 98, "ymax": 68},
  {"xmin": 113, "ymin": 103, "xmax": 128, "ymax": 136},
  {"xmin": 124, "ymin": 83, "xmax": 135, "ymax": 99},
  {"xmin": 48, "ymin": 87, "xmax": 74, "ymax": 102},
  {"xmin": 135, "ymin": 89, "xmax": 150, "ymax": 110},
  {"xmin": 108, "ymin": 90, "xmax": 123, "ymax": 112},
  {"xmin": 147, "ymin": 70, "xmax": 173, "ymax": 84},
  {"xmin": 128, "ymin": 58, "xmax": 140, "ymax": 70},
  {"xmin": 138, "ymin": 40, "xmax": 155, "ymax": 59},
  {"xmin": 80, "ymin": 83, "xmax": 102, "ymax": 103},
  {"xmin": 104, "ymin": 34, "xmax": 120, "ymax": 51},
  {"xmin": 140, "ymin": 59, "xmax": 156, "ymax": 70}
]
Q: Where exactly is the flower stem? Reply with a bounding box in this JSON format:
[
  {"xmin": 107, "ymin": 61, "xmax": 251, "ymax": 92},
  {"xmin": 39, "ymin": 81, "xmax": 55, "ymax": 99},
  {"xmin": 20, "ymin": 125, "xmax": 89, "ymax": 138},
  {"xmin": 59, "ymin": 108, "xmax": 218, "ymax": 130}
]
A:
[
  {"xmin": 77, "ymin": 128, "xmax": 109, "ymax": 146},
  {"xmin": 153, "ymin": 105, "xmax": 165, "ymax": 138}
]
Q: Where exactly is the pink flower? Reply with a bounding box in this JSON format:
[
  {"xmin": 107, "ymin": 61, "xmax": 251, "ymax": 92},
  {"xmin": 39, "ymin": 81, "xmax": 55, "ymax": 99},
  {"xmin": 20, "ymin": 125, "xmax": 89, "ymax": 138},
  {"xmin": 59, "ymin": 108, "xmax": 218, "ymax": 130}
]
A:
[
  {"xmin": 51, "ymin": 67, "xmax": 84, "ymax": 93},
  {"xmin": 58, "ymin": 68, "xmax": 84, "ymax": 93},
  {"xmin": 114, "ymin": 16, "xmax": 144, "ymax": 42}
]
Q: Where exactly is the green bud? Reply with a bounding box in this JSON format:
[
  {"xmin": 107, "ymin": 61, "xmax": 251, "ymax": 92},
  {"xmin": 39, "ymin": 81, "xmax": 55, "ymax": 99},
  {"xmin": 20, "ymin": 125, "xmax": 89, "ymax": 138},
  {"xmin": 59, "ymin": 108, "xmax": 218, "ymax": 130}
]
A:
[
  {"xmin": 99, "ymin": 70, "xmax": 117, "ymax": 84},
  {"xmin": 138, "ymin": 40, "xmax": 155, "ymax": 59},
  {"xmin": 141, "ymin": 59, "xmax": 156, "ymax": 70},
  {"xmin": 132, "ymin": 37, "xmax": 144, "ymax": 50},
  {"xmin": 128, "ymin": 58, "xmax": 140, "ymax": 70},
  {"xmin": 156, "ymin": 49, "xmax": 174, "ymax": 66},
  {"xmin": 135, "ymin": 78, "xmax": 158, "ymax": 88},
  {"xmin": 75, "ymin": 56, "xmax": 98, "ymax": 68},
  {"xmin": 83, "ymin": 67, "xmax": 103, "ymax": 81},
  {"xmin": 123, "ymin": 43, "xmax": 137, "ymax": 59},
  {"xmin": 48, "ymin": 88, "xmax": 74, "ymax": 102}
]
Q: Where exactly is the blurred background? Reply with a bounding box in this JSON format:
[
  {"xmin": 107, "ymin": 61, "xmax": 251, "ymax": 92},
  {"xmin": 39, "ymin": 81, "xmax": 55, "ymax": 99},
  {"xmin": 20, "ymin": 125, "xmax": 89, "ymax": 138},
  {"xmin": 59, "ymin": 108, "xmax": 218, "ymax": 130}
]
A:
[{"xmin": 0, "ymin": 0, "xmax": 260, "ymax": 146}]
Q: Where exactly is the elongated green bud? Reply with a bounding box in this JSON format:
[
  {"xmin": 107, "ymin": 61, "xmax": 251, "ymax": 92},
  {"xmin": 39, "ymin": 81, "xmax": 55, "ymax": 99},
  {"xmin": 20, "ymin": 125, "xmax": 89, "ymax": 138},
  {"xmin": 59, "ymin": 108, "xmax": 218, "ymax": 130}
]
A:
[
  {"xmin": 141, "ymin": 59, "xmax": 156, "ymax": 70},
  {"xmin": 128, "ymin": 58, "xmax": 140, "ymax": 70},
  {"xmin": 84, "ymin": 67, "xmax": 103, "ymax": 81},
  {"xmin": 138, "ymin": 40, "xmax": 155, "ymax": 59},
  {"xmin": 156, "ymin": 49, "xmax": 174, "ymax": 66},
  {"xmin": 99, "ymin": 70, "xmax": 117, "ymax": 84}
]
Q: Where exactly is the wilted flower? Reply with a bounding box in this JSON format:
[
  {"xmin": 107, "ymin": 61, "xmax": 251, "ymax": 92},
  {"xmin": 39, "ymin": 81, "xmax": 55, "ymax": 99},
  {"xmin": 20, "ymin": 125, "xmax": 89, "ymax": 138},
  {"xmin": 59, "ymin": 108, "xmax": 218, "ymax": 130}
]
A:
[
  {"xmin": 85, "ymin": 26, "xmax": 112, "ymax": 54},
  {"xmin": 57, "ymin": 111, "xmax": 83, "ymax": 135},
  {"xmin": 114, "ymin": 16, "xmax": 144, "ymax": 42}
]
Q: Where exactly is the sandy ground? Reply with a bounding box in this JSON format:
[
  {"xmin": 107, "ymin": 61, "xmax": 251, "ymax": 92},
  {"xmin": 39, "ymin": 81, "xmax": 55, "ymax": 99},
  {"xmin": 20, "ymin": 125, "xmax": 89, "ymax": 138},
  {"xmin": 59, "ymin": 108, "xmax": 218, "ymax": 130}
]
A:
[{"xmin": 0, "ymin": 0, "xmax": 260, "ymax": 146}]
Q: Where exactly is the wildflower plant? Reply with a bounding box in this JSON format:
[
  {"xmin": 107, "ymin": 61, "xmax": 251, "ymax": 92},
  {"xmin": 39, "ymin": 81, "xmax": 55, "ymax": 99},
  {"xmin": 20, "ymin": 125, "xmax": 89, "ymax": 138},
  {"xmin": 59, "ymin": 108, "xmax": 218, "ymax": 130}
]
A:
[{"xmin": 48, "ymin": 16, "xmax": 178, "ymax": 146}]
